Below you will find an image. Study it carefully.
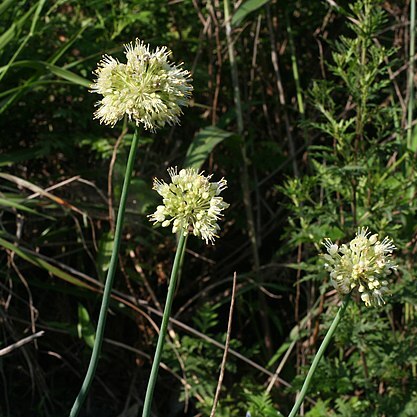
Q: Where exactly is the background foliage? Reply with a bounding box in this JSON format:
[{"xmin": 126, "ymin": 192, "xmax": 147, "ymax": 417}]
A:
[{"xmin": 0, "ymin": 0, "xmax": 416, "ymax": 416}]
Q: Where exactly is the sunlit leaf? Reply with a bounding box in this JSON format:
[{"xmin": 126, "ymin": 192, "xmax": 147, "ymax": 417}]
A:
[
  {"xmin": 97, "ymin": 231, "xmax": 114, "ymax": 281},
  {"xmin": 231, "ymin": 0, "xmax": 271, "ymax": 27},
  {"xmin": 0, "ymin": 236, "xmax": 95, "ymax": 290},
  {"xmin": 0, "ymin": 60, "xmax": 90, "ymax": 87},
  {"xmin": 77, "ymin": 303, "xmax": 96, "ymax": 349},
  {"xmin": 184, "ymin": 126, "xmax": 233, "ymax": 170}
]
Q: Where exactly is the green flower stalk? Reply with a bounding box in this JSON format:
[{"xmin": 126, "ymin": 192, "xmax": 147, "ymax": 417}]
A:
[
  {"xmin": 142, "ymin": 168, "xmax": 228, "ymax": 417},
  {"xmin": 287, "ymin": 295, "xmax": 351, "ymax": 417},
  {"xmin": 69, "ymin": 40, "xmax": 192, "ymax": 417},
  {"xmin": 288, "ymin": 228, "xmax": 397, "ymax": 417}
]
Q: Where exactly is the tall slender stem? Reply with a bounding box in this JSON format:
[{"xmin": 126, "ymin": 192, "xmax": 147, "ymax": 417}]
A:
[
  {"xmin": 286, "ymin": 11, "xmax": 304, "ymax": 117},
  {"xmin": 223, "ymin": 0, "xmax": 256, "ymax": 262},
  {"xmin": 287, "ymin": 295, "xmax": 351, "ymax": 417},
  {"xmin": 69, "ymin": 128, "xmax": 140, "ymax": 417},
  {"xmin": 223, "ymin": 0, "xmax": 273, "ymax": 353},
  {"xmin": 266, "ymin": 4, "xmax": 299, "ymax": 177},
  {"xmin": 141, "ymin": 233, "xmax": 187, "ymax": 417},
  {"xmin": 407, "ymin": 0, "xmax": 416, "ymax": 149}
]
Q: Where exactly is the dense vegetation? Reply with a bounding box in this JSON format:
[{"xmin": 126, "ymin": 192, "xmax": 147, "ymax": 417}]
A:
[{"xmin": 1, "ymin": 0, "xmax": 416, "ymax": 416}]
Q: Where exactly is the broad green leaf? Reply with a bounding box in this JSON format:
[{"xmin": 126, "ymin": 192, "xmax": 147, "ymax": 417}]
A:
[
  {"xmin": 77, "ymin": 303, "xmax": 96, "ymax": 349},
  {"xmin": 184, "ymin": 126, "xmax": 233, "ymax": 169},
  {"xmin": 231, "ymin": 0, "xmax": 271, "ymax": 27}
]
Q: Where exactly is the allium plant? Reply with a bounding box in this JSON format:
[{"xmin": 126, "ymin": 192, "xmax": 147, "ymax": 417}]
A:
[
  {"xmin": 149, "ymin": 167, "xmax": 229, "ymax": 244},
  {"xmin": 142, "ymin": 168, "xmax": 228, "ymax": 417},
  {"xmin": 287, "ymin": 227, "xmax": 397, "ymax": 417},
  {"xmin": 322, "ymin": 227, "xmax": 397, "ymax": 307},
  {"xmin": 69, "ymin": 39, "xmax": 192, "ymax": 417},
  {"xmin": 91, "ymin": 39, "xmax": 192, "ymax": 131}
]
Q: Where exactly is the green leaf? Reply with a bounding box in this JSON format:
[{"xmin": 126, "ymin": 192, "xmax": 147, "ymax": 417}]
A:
[
  {"xmin": 0, "ymin": 172, "xmax": 86, "ymax": 215},
  {"xmin": 77, "ymin": 303, "xmax": 96, "ymax": 349},
  {"xmin": 265, "ymin": 340, "xmax": 292, "ymax": 369},
  {"xmin": 48, "ymin": 19, "xmax": 92, "ymax": 65},
  {"xmin": 0, "ymin": 196, "xmax": 54, "ymax": 219},
  {"xmin": 0, "ymin": 0, "xmax": 17, "ymax": 16},
  {"xmin": 0, "ymin": 60, "xmax": 90, "ymax": 88},
  {"xmin": 409, "ymin": 124, "xmax": 417, "ymax": 153},
  {"xmin": 0, "ymin": 3, "xmax": 36, "ymax": 51},
  {"xmin": 128, "ymin": 177, "xmax": 158, "ymax": 215},
  {"xmin": 231, "ymin": 0, "xmax": 271, "ymax": 27},
  {"xmin": 97, "ymin": 231, "xmax": 114, "ymax": 281},
  {"xmin": 184, "ymin": 126, "xmax": 233, "ymax": 169},
  {"xmin": 0, "ymin": 236, "xmax": 95, "ymax": 289}
]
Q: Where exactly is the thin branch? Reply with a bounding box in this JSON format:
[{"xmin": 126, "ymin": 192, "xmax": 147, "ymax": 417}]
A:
[
  {"xmin": 10, "ymin": 259, "xmax": 38, "ymax": 346},
  {"xmin": 266, "ymin": 4, "xmax": 299, "ymax": 177},
  {"xmin": 129, "ymin": 249, "xmax": 162, "ymax": 311},
  {"xmin": 108, "ymin": 127, "xmax": 129, "ymax": 232},
  {"xmin": 0, "ymin": 331, "xmax": 45, "ymax": 357},
  {"xmin": 210, "ymin": 272, "xmax": 237, "ymax": 417},
  {"xmin": 266, "ymin": 340, "xmax": 296, "ymax": 394},
  {"xmin": 25, "ymin": 175, "xmax": 81, "ymax": 200},
  {"xmin": 104, "ymin": 337, "xmax": 205, "ymax": 404}
]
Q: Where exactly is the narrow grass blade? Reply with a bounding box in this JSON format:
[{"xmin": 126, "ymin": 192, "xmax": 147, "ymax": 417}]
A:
[
  {"xmin": 0, "ymin": 236, "xmax": 95, "ymax": 290},
  {"xmin": 0, "ymin": 60, "xmax": 90, "ymax": 87},
  {"xmin": 0, "ymin": 196, "xmax": 54, "ymax": 219},
  {"xmin": 0, "ymin": 173, "xmax": 86, "ymax": 215}
]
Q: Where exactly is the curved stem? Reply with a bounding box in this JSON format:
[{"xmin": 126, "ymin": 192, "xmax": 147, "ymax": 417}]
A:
[
  {"xmin": 70, "ymin": 128, "xmax": 140, "ymax": 417},
  {"xmin": 287, "ymin": 294, "xmax": 351, "ymax": 417},
  {"xmin": 141, "ymin": 233, "xmax": 187, "ymax": 417}
]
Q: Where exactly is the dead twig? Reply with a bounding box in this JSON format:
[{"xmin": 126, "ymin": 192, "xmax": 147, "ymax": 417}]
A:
[
  {"xmin": 0, "ymin": 331, "xmax": 45, "ymax": 357},
  {"xmin": 210, "ymin": 272, "xmax": 237, "ymax": 417}
]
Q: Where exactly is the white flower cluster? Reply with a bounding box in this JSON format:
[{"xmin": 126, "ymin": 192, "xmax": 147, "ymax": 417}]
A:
[
  {"xmin": 91, "ymin": 39, "xmax": 193, "ymax": 131},
  {"xmin": 149, "ymin": 167, "xmax": 229, "ymax": 244},
  {"xmin": 322, "ymin": 227, "xmax": 397, "ymax": 307}
]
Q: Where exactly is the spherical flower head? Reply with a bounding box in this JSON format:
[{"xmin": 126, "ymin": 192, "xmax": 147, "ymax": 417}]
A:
[
  {"xmin": 148, "ymin": 167, "xmax": 229, "ymax": 244},
  {"xmin": 90, "ymin": 39, "xmax": 193, "ymax": 131},
  {"xmin": 321, "ymin": 227, "xmax": 397, "ymax": 307}
]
